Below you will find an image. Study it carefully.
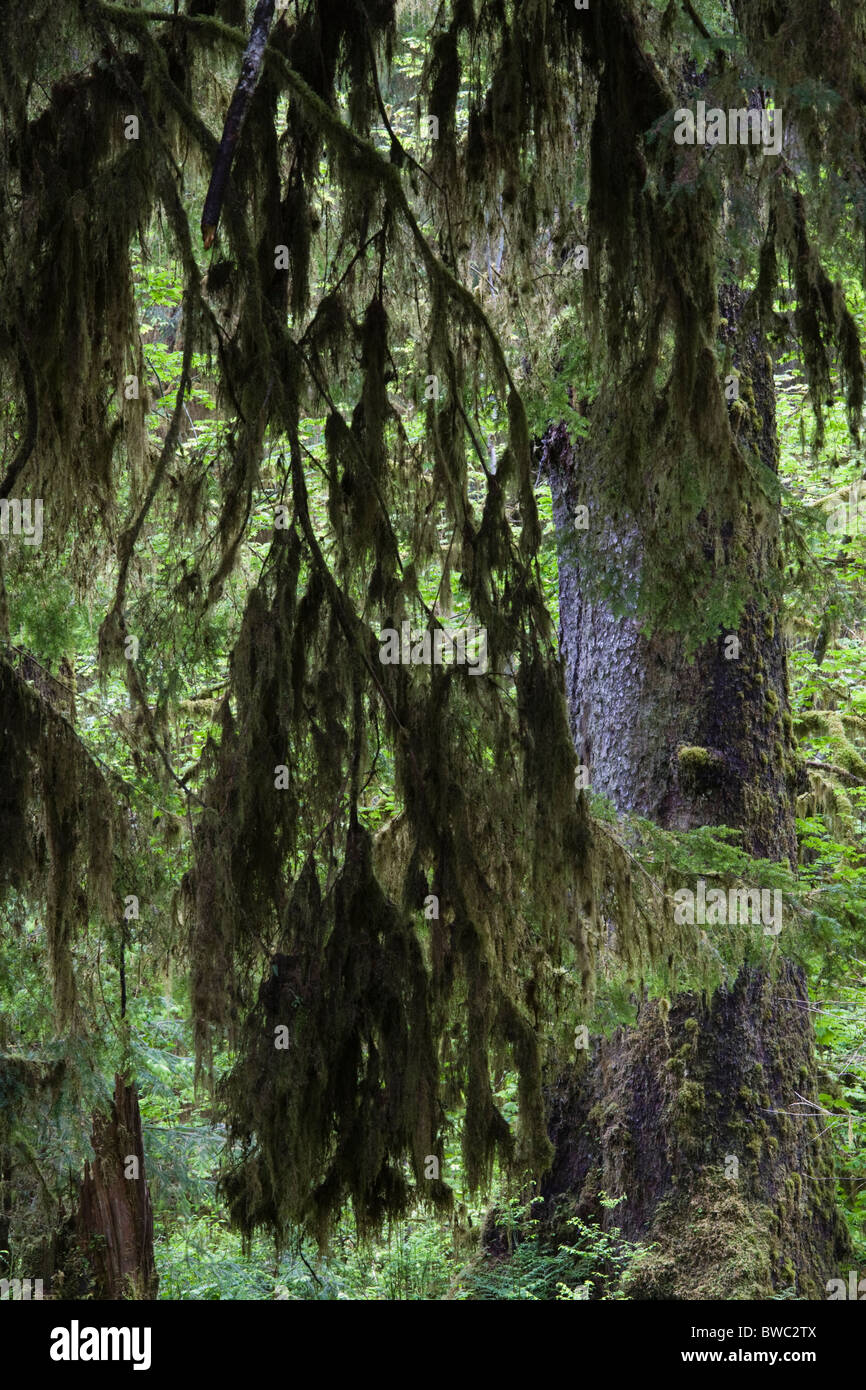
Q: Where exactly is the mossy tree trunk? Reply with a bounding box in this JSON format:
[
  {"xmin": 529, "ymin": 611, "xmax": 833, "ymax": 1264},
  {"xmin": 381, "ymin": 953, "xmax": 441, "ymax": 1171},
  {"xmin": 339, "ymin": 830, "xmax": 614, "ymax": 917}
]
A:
[
  {"xmin": 547, "ymin": 288, "xmax": 801, "ymax": 862},
  {"xmin": 543, "ymin": 962, "xmax": 848, "ymax": 1299},
  {"xmin": 540, "ymin": 289, "xmax": 851, "ymax": 1298}
]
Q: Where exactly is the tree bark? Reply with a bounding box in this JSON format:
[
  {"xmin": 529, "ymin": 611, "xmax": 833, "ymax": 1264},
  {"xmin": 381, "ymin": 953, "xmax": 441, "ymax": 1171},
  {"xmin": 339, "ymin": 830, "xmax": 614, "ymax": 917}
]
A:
[
  {"xmin": 538, "ymin": 289, "xmax": 851, "ymax": 1298},
  {"xmin": 76, "ymin": 1074, "xmax": 158, "ymax": 1300},
  {"xmin": 543, "ymin": 963, "xmax": 848, "ymax": 1298},
  {"xmin": 546, "ymin": 287, "xmax": 801, "ymax": 863}
]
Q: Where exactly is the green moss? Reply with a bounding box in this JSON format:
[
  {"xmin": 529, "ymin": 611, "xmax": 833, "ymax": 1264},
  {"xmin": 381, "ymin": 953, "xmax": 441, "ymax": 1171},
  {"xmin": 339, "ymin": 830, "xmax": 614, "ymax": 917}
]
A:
[
  {"xmin": 678, "ymin": 745, "xmax": 711, "ymax": 767},
  {"xmin": 664, "ymin": 1054, "xmax": 686, "ymax": 1081},
  {"xmin": 621, "ymin": 1176, "xmax": 777, "ymax": 1301},
  {"xmin": 674, "ymin": 1080, "xmax": 705, "ymax": 1128}
]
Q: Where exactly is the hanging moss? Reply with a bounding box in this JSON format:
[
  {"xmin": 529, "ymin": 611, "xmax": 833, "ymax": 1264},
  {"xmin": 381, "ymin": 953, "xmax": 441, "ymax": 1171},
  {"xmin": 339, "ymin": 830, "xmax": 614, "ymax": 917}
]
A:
[{"xmin": 0, "ymin": 656, "xmax": 120, "ymax": 1024}]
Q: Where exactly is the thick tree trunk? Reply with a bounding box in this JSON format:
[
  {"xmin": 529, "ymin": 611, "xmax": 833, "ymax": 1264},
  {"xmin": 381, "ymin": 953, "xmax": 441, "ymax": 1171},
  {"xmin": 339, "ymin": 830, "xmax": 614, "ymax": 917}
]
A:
[
  {"xmin": 539, "ymin": 290, "xmax": 851, "ymax": 1297},
  {"xmin": 547, "ymin": 287, "xmax": 801, "ymax": 863},
  {"xmin": 76, "ymin": 1074, "xmax": 158, "ymax": 1300},
  {"xmin": 543, "ymin": 963, "xmax": 848, "ymax": 1299}
]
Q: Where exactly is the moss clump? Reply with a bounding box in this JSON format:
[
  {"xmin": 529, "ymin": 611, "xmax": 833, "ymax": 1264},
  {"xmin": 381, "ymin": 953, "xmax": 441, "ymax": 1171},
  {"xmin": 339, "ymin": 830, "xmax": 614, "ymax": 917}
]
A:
[
  {"xmin": 677, "ymin": 744, "xmax": 728, "ymax": 795},
  {"xmin": 621, "ymin": 1176, "xmax": 777, "ymax": 1301},
  {"xmin": 678, "ymin": 745, "xmax": 711, "ymax": 767},
  {"xmin": 672, "ymin": 1080, "xmax": 705, "ymax": 1141}
]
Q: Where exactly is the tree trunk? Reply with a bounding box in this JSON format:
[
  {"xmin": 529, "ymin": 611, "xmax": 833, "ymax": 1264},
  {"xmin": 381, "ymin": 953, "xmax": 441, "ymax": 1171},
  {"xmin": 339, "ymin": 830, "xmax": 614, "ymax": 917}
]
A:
[
  {"xmin": 76, "ymin": 1074, "xmax": 158, "ymax": 1300},
  {"xmin": 539, "ymin": 289, "xmax": 851, "ymax": 1297},
  {"xmin": 547, "ymin": 287, "xmax": 801, "ymax": 862},
  {"xmin": 543, "ymin": 963, "xmax": 848, "ymax": 1299}
]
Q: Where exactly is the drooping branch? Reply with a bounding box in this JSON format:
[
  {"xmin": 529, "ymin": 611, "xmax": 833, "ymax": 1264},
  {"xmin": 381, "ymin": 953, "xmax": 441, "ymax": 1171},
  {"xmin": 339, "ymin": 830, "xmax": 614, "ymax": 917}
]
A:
[
  {"xmin": 681, "ymin": 0, "xmax": 712, "ymax": 42},
  {"xmin": 0, "ymin": 653, "xmax": 120, "ymax": 1024},
  {"xmin": 99, "ymin": 0, "xmax": 521, "ymax": 403},
  {"xmin": 201, "ymin": 0, "xmax": 276, "ymax": 248}
]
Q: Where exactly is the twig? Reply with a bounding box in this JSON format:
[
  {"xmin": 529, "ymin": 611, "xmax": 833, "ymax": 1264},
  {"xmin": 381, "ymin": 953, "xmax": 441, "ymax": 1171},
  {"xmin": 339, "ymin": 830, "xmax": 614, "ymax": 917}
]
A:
[{"xmin": 681, "ymin": 1, "xmax": 711, "ymax": 42}]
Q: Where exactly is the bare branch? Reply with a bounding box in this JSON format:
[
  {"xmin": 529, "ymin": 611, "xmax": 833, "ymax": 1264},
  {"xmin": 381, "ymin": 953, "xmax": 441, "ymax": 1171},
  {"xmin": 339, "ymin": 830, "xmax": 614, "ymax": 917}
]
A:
[{"xmin": 201, "ymin": 0, "xmax": 276, "ymax": 248}]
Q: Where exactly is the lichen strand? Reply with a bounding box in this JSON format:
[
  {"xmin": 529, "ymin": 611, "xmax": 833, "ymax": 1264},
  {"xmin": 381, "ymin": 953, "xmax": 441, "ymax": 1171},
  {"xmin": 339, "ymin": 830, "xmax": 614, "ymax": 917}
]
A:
[
  {"xmin": 0, "ymin": 657, "xmax": 118, "ymax": 1024},
  {"xmin": 542, "ymin": 962, "xmax": 850, "ymax": 1299},
  {"xmin": 186, "ymin": 497, "xmax": 609, "ymax": 1246},
  {"xmin": 217, "ymin": 832, "xmax": 449, "ymax": 1249}
]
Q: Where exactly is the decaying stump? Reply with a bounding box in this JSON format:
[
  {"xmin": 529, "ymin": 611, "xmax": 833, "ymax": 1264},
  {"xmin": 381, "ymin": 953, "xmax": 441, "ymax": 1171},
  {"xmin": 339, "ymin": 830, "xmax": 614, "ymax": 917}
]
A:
[{"xmin": 76, "ymin": 1074, "xmax": 158, "ymax": 1300}]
